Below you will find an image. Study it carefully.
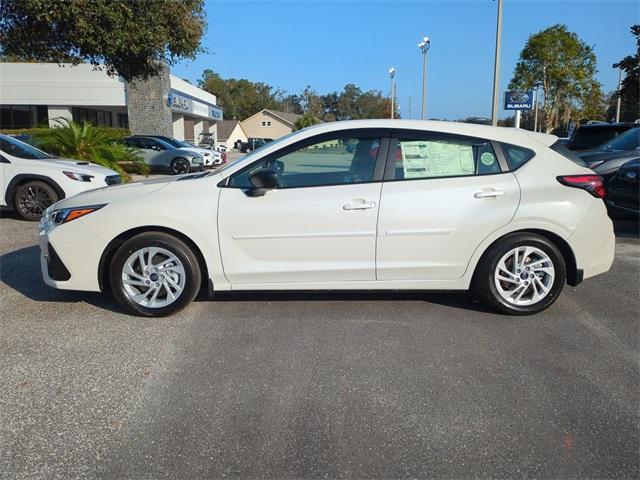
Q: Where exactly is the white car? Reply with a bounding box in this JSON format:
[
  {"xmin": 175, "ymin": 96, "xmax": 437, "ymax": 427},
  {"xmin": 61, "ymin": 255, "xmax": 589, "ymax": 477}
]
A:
[
  {"xmin": 143, "ymin": 136, "xmax": 226, "ymax": 167},
  {"xmin": 38, "ymin": 120, "xmax": 614, "ymax": 317},
  {"xmin": 0, "ymin": 134, "xmax": 121, "ymax": 220}
]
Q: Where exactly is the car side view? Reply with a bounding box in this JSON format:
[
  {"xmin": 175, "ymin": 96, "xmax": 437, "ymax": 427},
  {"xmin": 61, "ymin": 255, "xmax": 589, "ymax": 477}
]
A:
[
  {"xmin": 0, "ymin": 134, "xmax": 121, "ymax": 220},
  {"xmin": 38, "ymin": 120, "xmax": 615, "ymax": 317},
  {"xmin": 122, "ymin": 136, "xmax": 204, "ymax": 174}
]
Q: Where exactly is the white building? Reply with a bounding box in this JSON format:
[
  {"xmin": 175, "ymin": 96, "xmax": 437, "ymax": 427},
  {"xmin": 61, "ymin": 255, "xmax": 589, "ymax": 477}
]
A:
[{"xmin": 0, "ymin": 63, "xmax": 223, "ymax": 144}]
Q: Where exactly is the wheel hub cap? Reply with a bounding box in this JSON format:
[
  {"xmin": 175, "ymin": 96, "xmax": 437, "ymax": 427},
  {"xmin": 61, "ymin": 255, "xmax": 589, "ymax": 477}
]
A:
[
  {"xmin": 121, "ymin": 247, "xmax": 186, "ymax": 309},
  {"xmin": 494, "ymin": 246, "xmax": 555, "ymax": 307}
]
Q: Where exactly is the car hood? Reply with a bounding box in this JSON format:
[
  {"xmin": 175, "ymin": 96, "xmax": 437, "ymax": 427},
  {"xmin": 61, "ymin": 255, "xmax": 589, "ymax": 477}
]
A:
[{"xmin": 31, "ymin": 157, "xmax": 118, "ymax": 176}]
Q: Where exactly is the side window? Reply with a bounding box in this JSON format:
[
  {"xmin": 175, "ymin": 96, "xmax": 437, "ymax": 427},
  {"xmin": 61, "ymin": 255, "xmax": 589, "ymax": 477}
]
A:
[
  {"xmin": 123, "ymin": 138, "xmax": 139, "ymax": 148},
  {"xmin": 229, "ymin": 135, "xmax": 383, "ymax": 189},
  {"xmin": 390, "ymin": 136, "xmax": 501, "ymax": 180},
  {"xmin": 500, "ymin": 142, "xmax": 535, "ymax": 170}
]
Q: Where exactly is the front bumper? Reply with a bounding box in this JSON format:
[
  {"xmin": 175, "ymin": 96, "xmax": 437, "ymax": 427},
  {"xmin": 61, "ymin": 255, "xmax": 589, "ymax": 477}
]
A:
[{"xmin": 38, "ymin": 219, "xmax": 105, "ymax": 292}]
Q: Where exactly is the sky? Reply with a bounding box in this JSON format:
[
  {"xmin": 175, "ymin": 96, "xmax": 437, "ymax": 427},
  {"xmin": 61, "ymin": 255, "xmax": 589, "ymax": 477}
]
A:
[{"xmin": 171, "ymin": 0, "xmax": 640, "ymax": 120}]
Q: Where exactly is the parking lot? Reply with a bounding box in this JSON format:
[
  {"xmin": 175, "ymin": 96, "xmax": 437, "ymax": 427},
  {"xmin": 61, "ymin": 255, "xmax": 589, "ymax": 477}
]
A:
[{"xmin": 0, "ymin": 214, "xmax": 638, "ymax": 479}]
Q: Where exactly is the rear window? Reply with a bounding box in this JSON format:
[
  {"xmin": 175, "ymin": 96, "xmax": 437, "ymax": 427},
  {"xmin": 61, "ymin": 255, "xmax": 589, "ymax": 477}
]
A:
[
  {"xmin": 550, "ymin": 141, "xmax": 586, "ymax": 167},
  {"xmin": 499, "ymin": 142, "xmax": 535, "ymax": 170},
  {"xmin": 567, "ymin": 126, "xmax": 630, "ymax": 150}
]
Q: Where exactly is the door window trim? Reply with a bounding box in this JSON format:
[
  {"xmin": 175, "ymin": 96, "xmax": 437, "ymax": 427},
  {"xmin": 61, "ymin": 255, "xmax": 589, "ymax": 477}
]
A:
[
  {"xmin": 382, "ymin": 129, "xmax": 509, "ymax": 182},
  {"xmin": 220, "ymin": 128, "xmax": 391, "ymax": 189}
]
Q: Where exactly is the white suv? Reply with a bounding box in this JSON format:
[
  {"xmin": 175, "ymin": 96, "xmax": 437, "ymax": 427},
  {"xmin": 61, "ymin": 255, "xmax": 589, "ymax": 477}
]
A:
[
  {"xmin": 0, "ymin": 134, "xmax": 120, "ymax": 220},
  {"xmin": 38, "ymin": 120, "xmax": 614, "ymax": 317}
]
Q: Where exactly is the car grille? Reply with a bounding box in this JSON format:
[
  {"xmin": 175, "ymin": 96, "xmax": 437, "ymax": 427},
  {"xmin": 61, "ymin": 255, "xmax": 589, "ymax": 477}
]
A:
[{"xmin": 105, "ymin": 175, "xmax": 122, "ymax": 185}]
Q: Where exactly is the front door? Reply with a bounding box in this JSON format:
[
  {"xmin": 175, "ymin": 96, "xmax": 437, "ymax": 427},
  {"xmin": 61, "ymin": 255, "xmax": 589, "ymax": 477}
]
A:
[
  {"xmin": 218, "ymin": 130, "xmax": 389, "ymax": 285},
  {"xmin": 376, "ymin": 130, "xmax": 520, "ymax": 281}
]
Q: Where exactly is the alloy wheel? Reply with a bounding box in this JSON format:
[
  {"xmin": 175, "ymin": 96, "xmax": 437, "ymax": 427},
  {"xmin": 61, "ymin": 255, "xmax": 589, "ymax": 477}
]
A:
[
  {"xmin": 17, "ymin": 185, "xmax": 55, "ymax": 218},
  {"xmin": 494, "ymin": 246, "xmax": 555, "ymax": 306},
  {"xmin": 121, "ymin": 247, "xmax": 186, "ymax": 309}
]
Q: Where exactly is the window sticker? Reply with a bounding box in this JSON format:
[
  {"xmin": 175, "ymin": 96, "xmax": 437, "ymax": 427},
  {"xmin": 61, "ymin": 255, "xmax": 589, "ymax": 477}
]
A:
[{"xmin": 401, "ymin": 140, "xmax": 475, "ymax": 178}]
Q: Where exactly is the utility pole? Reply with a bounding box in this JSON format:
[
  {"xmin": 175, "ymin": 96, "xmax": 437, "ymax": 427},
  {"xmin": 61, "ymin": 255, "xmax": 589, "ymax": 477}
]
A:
[
  {"xmin": 418, "ymin": 36, "xmax": 431, "ymax": 120},
  {"xmin": 614, "ymin": 63, "xmax": 623, "ymax": 123},
  {"xmin": 408, "ymin": 96, "xmax": 412, "ymax": 119},
  {"xmin": 388, "ymin": 67, "xmax": 396, "ymax": 119},
  {"xmin": 491, "ymin": 0, "xmax": 503, "ymax": 126}
]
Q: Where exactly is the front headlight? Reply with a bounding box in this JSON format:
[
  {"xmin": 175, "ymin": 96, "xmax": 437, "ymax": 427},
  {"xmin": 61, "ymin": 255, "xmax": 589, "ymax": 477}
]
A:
[
  {"xmin": 45, "ymin": 204, "xmax": 106, "ymax": 228},
  {"xmin": 63, "ymin": 171, "xmax": 94, "ymax": 182}
]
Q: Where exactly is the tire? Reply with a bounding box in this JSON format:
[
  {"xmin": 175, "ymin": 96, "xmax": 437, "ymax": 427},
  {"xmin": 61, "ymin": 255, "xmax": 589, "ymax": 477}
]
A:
[
  {"xmin": 109, "ymin": 232, "xmax": 202, "ymax": 317},
  {"xmin": 14, "ymin": 180, "xmax": 59, "ymax": 221},
  {"xmin": 473, "ymin": 233, "xmax": 566, "ymax": 316},
  {"xmin": 170, "ymin": 157, "xmax": 190, "ymax": 175}
]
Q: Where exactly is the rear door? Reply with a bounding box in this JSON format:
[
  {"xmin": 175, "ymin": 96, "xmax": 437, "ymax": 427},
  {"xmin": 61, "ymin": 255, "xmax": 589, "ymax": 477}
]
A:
[{"xmin": 376, "ymin": 130, "xmax": 520, "ymax": 281}]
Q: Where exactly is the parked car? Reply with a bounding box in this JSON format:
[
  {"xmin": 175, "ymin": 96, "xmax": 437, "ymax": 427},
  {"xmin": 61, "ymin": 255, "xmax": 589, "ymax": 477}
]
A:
[
  {"xmin": 239, "ymin": 137, "xmax": 273, "ymax": 153},
  {"xmin": 565, "ymin": 123, "xmax": 636, "ymax": 151},
  {"xmin": 579, "ymin": 128, "xmax": 640, "ymax": 179},
  {"xmin": 604, "ymin": 158, "xmax": 639, "ymax": 219},
  {"xmin": 122, "ymin": 136, "xmax": 203, "ymax": 174},
  {"xmin": 0, "ymin": 134, "xmax": 120, "ymax": 221},
  {"xmin": 38, "ymin": 120, "xmax": 614, "ymax": 317},
  {"xmin": 137, "ymin": 135, "xmax": 226, "ymax": 168}
]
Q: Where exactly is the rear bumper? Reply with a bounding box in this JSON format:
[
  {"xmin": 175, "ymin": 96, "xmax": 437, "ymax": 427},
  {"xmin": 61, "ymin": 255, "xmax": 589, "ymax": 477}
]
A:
[{"xmin": 568, "ymin": 200, "xmax": 615, "ymax": 281}]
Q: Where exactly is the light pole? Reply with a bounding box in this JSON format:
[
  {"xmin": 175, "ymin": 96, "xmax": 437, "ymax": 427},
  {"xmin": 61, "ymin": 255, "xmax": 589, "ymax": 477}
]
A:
[
  {"xmin": 388, "ymin": 67, "xmax": 396, "ymax": 119},
  {"xmin": 533, "ymin": 82, "xmax": 543, "ymax": 132},
  {"xmin": 490, "ymin": 0, "xmax": 503, "ymax": 126},
  {"xmin": 613, "ymin": 62, "xmax": 623, "ymax": 123},
  {"xmin": 418, "ymin": 36, "xmax": 430, "ymax": 120}
]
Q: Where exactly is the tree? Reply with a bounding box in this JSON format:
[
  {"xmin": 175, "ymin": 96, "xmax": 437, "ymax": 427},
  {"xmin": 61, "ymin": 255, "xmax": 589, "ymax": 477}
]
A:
[
  {"xmin": 0, "ymin": 0, "xmax": 206, "ymax": 81},
  {"xmin": 293, "ymin": 113, "xmax": 321, "ymax": 131},
  {"xmin": 199, "ymin": 70, "xmax": 281, "ymax": 120},
  {"xmin": 35, "ymin": 119, "xmax": 147, "ymax": 179},
  {"xmin": 509, "ymin": 25, "xmax": 600, "ymax": 132},
  {"xmin": 608, "ymin": 25, "xmax": 640, "ymax": 122}
]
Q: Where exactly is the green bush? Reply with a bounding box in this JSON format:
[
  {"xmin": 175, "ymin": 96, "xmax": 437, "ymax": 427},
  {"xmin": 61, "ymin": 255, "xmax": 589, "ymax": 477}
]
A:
[{"xmin": 32, "ymin": 120, "xmax": 147, "ymax": 180}]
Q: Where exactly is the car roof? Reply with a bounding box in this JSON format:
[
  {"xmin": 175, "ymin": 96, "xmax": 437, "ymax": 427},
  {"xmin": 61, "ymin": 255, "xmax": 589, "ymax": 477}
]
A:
[{"xmin": 296, "ymin": 119, "xmax": 558, "ymax": 149}]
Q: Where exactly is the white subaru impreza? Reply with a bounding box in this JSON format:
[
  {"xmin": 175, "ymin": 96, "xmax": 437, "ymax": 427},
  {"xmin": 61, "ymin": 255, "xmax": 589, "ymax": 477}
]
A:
[{"xmin": 38, "ymin": 120, "xmax": 614, "ymax": 317}]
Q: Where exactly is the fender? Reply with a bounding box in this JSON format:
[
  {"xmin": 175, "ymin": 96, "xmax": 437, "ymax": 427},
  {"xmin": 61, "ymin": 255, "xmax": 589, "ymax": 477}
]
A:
[{"xmin": 5, "ymin": 174, "xmax": 66, "ymax": 209}]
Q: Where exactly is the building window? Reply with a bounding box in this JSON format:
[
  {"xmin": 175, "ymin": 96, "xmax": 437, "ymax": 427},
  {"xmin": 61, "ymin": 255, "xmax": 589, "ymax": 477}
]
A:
[
  {"xmin": 117, "ymin": 113, "xmax": 129, "ymax": 129},
  {"xmin": 0, "ymin": 105, "xmax": 48, "ymax": 129},
  {"xmin": 261, "ymin": 121, "xmax": 272, "ymax": 127},
  {"xmin": 71, "ymin": 107, "xmax": 113, "ymax": 127}
]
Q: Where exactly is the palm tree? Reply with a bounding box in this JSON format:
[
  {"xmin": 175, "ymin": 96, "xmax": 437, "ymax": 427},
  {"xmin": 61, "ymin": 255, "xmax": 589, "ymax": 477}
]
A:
[{"xmin": 35, "ymin": 119, "xmax": 147, "ymax": 179}]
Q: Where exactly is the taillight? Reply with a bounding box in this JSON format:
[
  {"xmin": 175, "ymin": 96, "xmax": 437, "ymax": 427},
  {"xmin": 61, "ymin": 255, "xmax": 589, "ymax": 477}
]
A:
[{"xmin": 557, "ymin": 175, "xmax": 606, "ymax": 198}]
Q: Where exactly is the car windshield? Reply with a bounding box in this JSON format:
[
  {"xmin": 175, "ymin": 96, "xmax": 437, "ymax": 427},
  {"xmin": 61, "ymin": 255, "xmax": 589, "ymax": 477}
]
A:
[
  {"xmin": 0, "ymin": 135, "xmax": 55, "ymax": 160},
  {"xmin": 599, "ymin": 128, "xmax": 640, "ymax": 151}
]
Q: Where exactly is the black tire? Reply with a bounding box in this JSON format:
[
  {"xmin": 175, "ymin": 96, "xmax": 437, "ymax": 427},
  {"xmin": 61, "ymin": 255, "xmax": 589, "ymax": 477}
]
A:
[
  {"xmin": 14, "ymin": 180, "xmax": 59, "ymax": 221},
  {"xmin": 109, "ymin": 232, "xmax": 201, "ymax": 317},
  {"xmin": 170, "ymin": 157, "xmax": 190, "ymax": 175},
  {"xmin": 473, "ymin": 233, "xmax": 566, "ymax": 316}
]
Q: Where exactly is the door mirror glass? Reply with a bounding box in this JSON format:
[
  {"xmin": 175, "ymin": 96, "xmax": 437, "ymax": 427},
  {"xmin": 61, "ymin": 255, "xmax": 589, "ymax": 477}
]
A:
[{"xmin": 246, "ymin": 168, "xmax": 278, "ymax": 197}]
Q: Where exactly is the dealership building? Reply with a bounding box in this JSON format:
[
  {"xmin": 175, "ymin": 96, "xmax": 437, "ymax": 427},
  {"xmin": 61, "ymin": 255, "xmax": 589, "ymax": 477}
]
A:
[{"xmin": 0, "ymin": 63, "xmax": 223, "ymax": 144}]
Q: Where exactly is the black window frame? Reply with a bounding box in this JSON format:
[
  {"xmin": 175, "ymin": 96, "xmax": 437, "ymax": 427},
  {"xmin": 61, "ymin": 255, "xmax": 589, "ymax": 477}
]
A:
[
  {"xmin": 221, "ymin": 128, "xmax": 391, "ymax": 190},
  {"xmin": 382, "ymin": 129, "xmax": 510, "ymax": 182}
]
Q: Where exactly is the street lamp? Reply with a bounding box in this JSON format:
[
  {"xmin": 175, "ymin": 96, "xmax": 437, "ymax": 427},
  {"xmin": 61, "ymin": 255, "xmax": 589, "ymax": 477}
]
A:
[
  {"xmin": 418, "ymin": 36, "xmax": 430, "ymax": 120},
  {"xmin": 533, "ymin": 82, "xmax": 543, "ymax": 132},
  {"xmin": 613, "ymin": 62, "xmax": 623, "ymax": 123},
  {"xmin": 490, "ymin": 0, "xmax": 503, "ymax": 126},
  {"xmin": 388, "ymin": 67, "xmax": 396, "ymax": 119}
]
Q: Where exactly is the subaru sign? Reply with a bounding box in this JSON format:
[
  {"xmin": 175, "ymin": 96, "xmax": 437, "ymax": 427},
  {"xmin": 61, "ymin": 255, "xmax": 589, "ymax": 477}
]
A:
[{"xmin": 504, "ymin": 90, "xmax": 534, "ymax": 110}]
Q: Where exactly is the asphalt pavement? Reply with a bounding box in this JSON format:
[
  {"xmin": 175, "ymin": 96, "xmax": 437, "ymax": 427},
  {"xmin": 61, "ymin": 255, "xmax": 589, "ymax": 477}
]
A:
[{"xmin": 0, "ymin": 214, "xmax": 638, "ymax": 480}]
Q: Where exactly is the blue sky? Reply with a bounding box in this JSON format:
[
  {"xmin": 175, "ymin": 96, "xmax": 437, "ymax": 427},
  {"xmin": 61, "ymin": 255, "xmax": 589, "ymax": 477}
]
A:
[{"xmin": 172, "ymin": 0, "xmax": 639, "ymax": 120}]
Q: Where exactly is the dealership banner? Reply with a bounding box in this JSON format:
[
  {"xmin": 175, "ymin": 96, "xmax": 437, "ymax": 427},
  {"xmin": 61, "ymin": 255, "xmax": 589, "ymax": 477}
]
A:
[{"xmin": 504, "ymin": 91, "xmax": 534, "ymax": 110}]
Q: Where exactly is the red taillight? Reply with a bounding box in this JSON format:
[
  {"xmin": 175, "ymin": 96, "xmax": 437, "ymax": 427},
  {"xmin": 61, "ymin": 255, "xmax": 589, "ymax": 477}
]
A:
[{"xmin": 557, "ymin": 175, "xmax": 606, "ymax": 198}]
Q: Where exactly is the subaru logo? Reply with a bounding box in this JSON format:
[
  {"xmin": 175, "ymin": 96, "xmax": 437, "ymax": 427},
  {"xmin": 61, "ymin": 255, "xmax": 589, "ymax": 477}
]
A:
[{"xmin": 510, "ymin": 91, "xmax": 530, "ymax": 103}]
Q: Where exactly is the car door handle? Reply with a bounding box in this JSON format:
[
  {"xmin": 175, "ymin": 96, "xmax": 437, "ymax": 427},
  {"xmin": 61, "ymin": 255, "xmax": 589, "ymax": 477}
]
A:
[
  {"xmin": 474, "ymin": 189, "xmax": 505, "ymax": 199},
  {"xmin": 343, "ymin": 200, "xmax": 377, "ymax": 211}
]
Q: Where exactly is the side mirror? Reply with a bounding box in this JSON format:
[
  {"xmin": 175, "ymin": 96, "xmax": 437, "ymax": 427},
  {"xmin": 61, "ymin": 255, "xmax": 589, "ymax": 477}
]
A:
[{"xmin": 246, "ymin": 168, "xmax": 278, "ymax": 197}]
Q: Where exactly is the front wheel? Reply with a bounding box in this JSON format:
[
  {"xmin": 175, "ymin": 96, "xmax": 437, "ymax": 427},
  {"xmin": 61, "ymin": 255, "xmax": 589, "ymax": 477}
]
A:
[
  {"xmin": 474, "ymin": 233, "xmax": 566, "ymax": 315},
  {"xmin": 109, "ymin": 232, "xmax": 201, "ymax": 317},
  {"xmin": 14, "ymin": 181, "xmax": 59, "ymax": 221},
  {"xmin": 170, "ymin": 157, "xmax": 190, "ymax": 175}
]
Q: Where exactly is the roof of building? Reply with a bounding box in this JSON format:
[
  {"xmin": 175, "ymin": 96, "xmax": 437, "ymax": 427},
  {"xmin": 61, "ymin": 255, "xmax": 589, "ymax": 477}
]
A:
[
  {"xmin": 217, "ymin": 120, "xmax": 244, "ymax": 140},
  {"xmin": 243, "ymin": 109, "xmax": 303, "ymax": 127}
]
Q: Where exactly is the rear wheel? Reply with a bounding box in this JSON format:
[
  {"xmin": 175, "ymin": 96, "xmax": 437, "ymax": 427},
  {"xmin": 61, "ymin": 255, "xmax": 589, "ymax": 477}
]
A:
[
  {"xmin": 474, "ymin": 233, "xmax": 566, "ymax": 315},
  {"xmin": 109, "ymin": 232, "xmax": 201, "ymax": 317},
  {"xmin": 14, "ymin": 181, "xmax": 59, "ymax": 221},
  {"xmin": 170, "ymin": 157, "xmax": 190, "ymax": 175}
]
